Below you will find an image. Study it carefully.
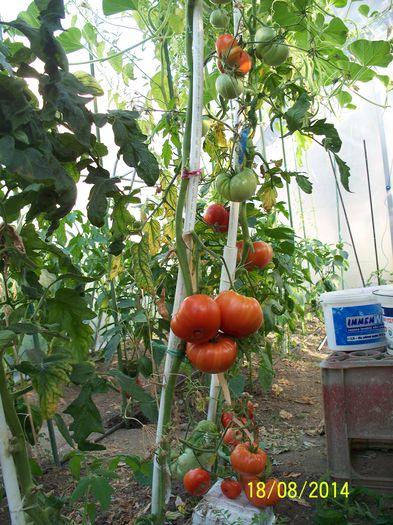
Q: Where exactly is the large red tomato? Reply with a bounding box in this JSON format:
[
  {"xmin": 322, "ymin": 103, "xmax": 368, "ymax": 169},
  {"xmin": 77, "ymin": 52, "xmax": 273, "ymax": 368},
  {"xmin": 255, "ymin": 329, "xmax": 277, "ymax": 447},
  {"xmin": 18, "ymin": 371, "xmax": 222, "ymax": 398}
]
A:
[
  {"xmin": 183, "ymin": 468, "xmax": 211, "ymax": 496},
  {"xmin": 230, "ymin": 443, "xmax": 268, "ymax": 476},
  {"xmin": 215, "ymin": 290, "xmax": 263, "ymax": 338},
  {"xmin": 171, "ymin": 295, "xmax": 221, "ymax": 344},
  {"xmin": 226, "ymin": 46, "xmax": 252, "ymax": 75},
  {"xmin": 217, "ymin": 46, "xmax": 252, "ymax": 76},
  {"xmin": 186, "ymin": 335, "xmax": 237, "ymax": 373},
  {"xmin": 221, "ymin": 479, "xmax": 242, "ymax": 499},
  {"xmin": 216, "ymin": 34, "xmax": 238, "ymax": 57},
  {"xmin": 237, "ymin": 241, "xmax": 273, "ymax": 271},
  {"xmin": 203, "ymin": 203, "xmax": 229, "ymax": 232},
  {"xmin": 244, "ymin": 478, "xmax": 281, "ymax": 507}
]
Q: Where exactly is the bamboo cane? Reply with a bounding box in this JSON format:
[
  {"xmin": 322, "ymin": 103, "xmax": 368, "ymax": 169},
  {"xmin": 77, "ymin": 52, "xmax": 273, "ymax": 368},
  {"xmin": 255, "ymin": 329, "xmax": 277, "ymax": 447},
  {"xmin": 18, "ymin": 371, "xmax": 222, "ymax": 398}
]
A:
[
  {"xmin": 0, "ymin": 394, "xmax": 26, "ymax": 525},
  {"xmin": 151, "ymin": 0, "xmax": 204, "ymax": 519}
]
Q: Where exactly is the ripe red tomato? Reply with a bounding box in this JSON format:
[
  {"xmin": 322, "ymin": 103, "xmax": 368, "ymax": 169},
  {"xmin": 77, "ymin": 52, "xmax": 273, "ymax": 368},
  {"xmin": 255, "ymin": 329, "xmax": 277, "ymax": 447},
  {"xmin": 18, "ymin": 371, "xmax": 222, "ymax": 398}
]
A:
[
  {"xmin": 246, "ymin": 400, "xmax": 255, "ymax": 419},
  {"xmin": 244, "ymin": 478, "xmax": 281, "ymax": 507},
  {"xmin": 223, "ymin": 427, "xmax": 242, "ymax": 447},
  {"xmin": 221, "ymin": 411, "xmax": 249, "ymax": 428},
  {"xmin": 170, "ymin": 294, "xmax": 221, "ymax": 344},
  {"xmin": 230, "ymin": 443, "xmax": 268, "ymax": 476},
  {"xmin": 237, "ymin": 241, "xmax": 273, "ymax": 271},
  {"xmin": 186, "ymin": 335, "xmax": 237, "ymax": 373},
  {"xmin": 221, "ymin": 411, "xmax": 233, "ymax": 428},
  {"xmin": 183, "ymin": 468, "xmax": 211, "ymax": 496},
  {"xmin": 203, "ymin": 203, "xmax": 229, "ymax": 233},
  {"xmin": 216, "ymin": 34, "xmax": 238, "ymax": 57},
  {"xmin": 215, "ymin": 290, "xmax": 263, "ymax": 338},
  {"xmin": 226, "ymin": 46, "xmax": 252, "ymax": 76},
  {"xmin": 221, "ymin": 479, "xmax": 242, "ymax": 499},
  {"xmin": 239, "ymin": 472, "xmax": 258, "ymax": 488},
  {"xmin": 217, "ymin": 46, "xmax": 252, "ymax": 76}
]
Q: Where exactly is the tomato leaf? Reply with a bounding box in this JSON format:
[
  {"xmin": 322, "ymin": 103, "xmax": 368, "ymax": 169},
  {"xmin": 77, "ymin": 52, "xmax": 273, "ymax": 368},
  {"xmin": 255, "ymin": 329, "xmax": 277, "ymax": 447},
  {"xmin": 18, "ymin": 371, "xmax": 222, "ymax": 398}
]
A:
[
  {"xmin": 108, "ymin": 369, "xmax": 158, "ymax": 422},
  {"xmin": 86, "ymin": 168, "xmax": 120, "ymax": 227},
  {"xmin": 46, "ymin": 289, "xmax": 96, "ymax": 360},
  {"xmin": 130, "ymin": 236, "xmax": 155, "ymax": 295},
  {"xmin": 334, "ymin": 153, "xmax": 351, "ymax": 192},
  {"xmin": 64, "ymin": 374, "xmax": 108, "ymax": 448},
  {"xmin": 16, "ymin": 353, "xmax": 72, "ymax": 419},
  {"xmin": 295, "ymin": 174, "xmax": 313, "ymax": 194},
  {"xmin": 110, "ymin": 110, "xmax": 160, "ymax": 186},
  {"xmin": 53, "ymin": 413, "xmax": 75, "ymax": 448}
]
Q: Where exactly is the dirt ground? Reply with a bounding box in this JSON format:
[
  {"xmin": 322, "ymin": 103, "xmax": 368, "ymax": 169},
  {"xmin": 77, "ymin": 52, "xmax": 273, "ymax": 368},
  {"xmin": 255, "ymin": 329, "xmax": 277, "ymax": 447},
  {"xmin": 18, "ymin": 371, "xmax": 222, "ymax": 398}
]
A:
[{"xmin": 2, "ymin": 318, "xmax": 390, "ymax": 524}]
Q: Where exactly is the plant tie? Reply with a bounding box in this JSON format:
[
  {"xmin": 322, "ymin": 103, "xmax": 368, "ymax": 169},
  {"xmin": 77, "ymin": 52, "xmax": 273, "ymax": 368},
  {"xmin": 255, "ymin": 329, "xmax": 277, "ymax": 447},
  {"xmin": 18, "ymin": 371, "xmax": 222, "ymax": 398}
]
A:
[
  {"xmin": 167, "ymin": 348, "xmax": 185, "ymax": 358},
  {"xmin": 181, "ymin": 168, "xmax": 202, "ymax": 179}
]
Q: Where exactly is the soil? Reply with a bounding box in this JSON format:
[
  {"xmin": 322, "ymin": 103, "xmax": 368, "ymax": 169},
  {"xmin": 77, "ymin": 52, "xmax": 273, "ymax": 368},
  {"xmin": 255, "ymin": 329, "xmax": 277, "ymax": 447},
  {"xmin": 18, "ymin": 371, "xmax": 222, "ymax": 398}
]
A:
[{"xmin": 2, "ymin": 318, "xmax": 390, "ymax": 524}]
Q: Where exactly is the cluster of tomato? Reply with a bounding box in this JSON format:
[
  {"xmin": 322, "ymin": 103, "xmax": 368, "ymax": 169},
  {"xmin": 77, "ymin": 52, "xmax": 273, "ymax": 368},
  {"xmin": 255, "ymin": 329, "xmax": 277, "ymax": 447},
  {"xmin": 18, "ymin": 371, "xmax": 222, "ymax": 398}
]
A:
[
  {"xmin": 203, "ymin": 203, "xmax": 273, "ymax": 270},
  {"xmin": 219, "ymin": 403, "xmax": 280, "ymax": 507},
  {"xmin": 215, "ymin": 34, "xmax": 251, "ymax": 100},
  {"xmin": 209, "ymin": 0, "xmax": 289, "ymax": 100},
  {"xmin": 171, "ymin": 289, "xmax": 263, "ymax": 373},
  {"xmin": 182, "ymin": 402, "xmax": 281, "ymax": 508}
]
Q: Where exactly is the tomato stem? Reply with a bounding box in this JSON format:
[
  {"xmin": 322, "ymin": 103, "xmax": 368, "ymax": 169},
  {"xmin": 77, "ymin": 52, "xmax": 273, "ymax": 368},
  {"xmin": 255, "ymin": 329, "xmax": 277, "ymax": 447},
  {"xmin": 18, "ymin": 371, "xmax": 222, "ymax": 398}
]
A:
[{"xmin": 239, "ymin": 202, "xmax": 253, "ymax": 266}]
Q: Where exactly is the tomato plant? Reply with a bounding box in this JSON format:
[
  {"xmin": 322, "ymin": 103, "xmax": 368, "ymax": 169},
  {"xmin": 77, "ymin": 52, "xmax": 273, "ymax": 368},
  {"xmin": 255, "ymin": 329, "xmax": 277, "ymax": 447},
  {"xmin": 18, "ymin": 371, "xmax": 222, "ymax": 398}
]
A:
[
  {"xmin": 230, "ymin": 443, "xmax": 268, "ymax": 476},
  {"xmin": 183, "ymin": 468, "xmax": 211, "ymax": 496},
  {"xmin": 237, "ymin": 241, "xmax": 273, "ymax": 270},
  {"xmin": 215, "ymin": 290, "xmax": 263, "ymax": 337},
  {"xmin": 170, "ymin": 294, "xmax": 221, "ymax": 343},
  {"xmin": 215, "ymin": 169, "xmax": 258, "ymax": 202},
  {"xmin": 186, "ymin": 335, "xmax": 237, "ymax": 373},
  {"xmin": 203, "ymin": 204, "xmax": 230, "ymax": 232},
  {"xmin": 221, "ymin": 479, "xmax": 242, "ymax": 499}
]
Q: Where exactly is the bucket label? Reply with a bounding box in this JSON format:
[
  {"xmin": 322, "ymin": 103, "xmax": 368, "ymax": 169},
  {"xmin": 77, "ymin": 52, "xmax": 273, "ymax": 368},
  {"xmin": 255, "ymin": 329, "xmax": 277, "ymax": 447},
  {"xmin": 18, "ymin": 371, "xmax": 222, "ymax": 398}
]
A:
[
  {"xmin": 332, "ymin": 304, "xmax": 385, "ymax": 346},
  {"xmin": 382, "ymin": 306, "xmax": 393, "ymax": 349}
]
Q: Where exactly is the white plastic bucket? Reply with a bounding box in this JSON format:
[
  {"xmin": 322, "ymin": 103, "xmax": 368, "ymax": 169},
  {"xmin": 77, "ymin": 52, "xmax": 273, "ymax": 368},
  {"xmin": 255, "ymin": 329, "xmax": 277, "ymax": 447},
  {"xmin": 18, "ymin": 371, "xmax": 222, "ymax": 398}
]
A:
[
  {"xmin": 320, "ymin": 287, "xmax": 385, "ymax": 351},
  {"xmin": 372, "ymin": 285, "xmax": 393, "ymax": 355}
]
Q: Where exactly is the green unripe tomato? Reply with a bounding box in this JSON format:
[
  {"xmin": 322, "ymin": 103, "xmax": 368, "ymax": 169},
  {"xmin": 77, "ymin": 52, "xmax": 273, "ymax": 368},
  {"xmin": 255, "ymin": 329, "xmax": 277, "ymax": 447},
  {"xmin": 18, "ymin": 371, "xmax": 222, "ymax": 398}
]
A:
[
  {"xmin": 216, "ymin": 168, "xmax": 258, "ymax": 202},
  {"xmin": 210, "ymin": 8, "xmax": 229, "ymax": 28},
  {"xmin": 172, "ymin": 448, "xmax": 199, "ymax": 480},
  {"xmin": 255, "ymin": 26, "xmax": 276, "ymax": 60},
  {"xmin": 216, "ymin": 74, "xmax": 244, "ymax": 100},
  {"xmin": 261, "ymin": 43, "xmax": 289, "ymax": 66}
]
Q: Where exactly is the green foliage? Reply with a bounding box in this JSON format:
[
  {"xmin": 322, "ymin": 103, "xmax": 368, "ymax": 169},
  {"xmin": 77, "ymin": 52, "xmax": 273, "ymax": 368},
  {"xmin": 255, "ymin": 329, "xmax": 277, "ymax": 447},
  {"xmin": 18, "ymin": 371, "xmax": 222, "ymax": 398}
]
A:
[
  {"xmin": 46, "ymin": 288, "xmax": 96, "ymax": 360},
  {"xmin": 16, "ymin": 351, "xmax": 72, "ymax": 419},
  {"xmin": 64, "ymin": 364, "xmax": 108, "ymax": 450}
]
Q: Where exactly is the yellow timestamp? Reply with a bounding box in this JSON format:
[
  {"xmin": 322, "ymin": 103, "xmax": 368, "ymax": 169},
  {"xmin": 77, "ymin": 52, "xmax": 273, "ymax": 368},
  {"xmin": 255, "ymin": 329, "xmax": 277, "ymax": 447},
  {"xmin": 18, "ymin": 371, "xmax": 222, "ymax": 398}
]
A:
[{"xmin": 247, "ymin": 480, "xmax": 350, "ymax": 500}]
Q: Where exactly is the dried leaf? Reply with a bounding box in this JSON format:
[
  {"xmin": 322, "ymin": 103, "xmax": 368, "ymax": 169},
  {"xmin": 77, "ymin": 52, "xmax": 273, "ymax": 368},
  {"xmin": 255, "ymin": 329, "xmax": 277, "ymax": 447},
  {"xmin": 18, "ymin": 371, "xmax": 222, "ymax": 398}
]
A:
[
  {"xmin": 283, "ymin": 472, "xmax": 302, "ymax": 478},
  {"xmin": 156, "ymin": 288, "xmax": 170, "ymax": 320},
  {"xmin": 279, "ymin": 409, "xmax": 293, "ymax": 420},
  {"xmin": 294, "ymin": 397, "xmax": 314, "ymax": 405},
  {"xmin": 271, "ymin": 383, "xmax": 284, "ymax": 396},
  {"xmin": 292, "ymin": 497, "xmax": 311, "ymax": 508}
]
